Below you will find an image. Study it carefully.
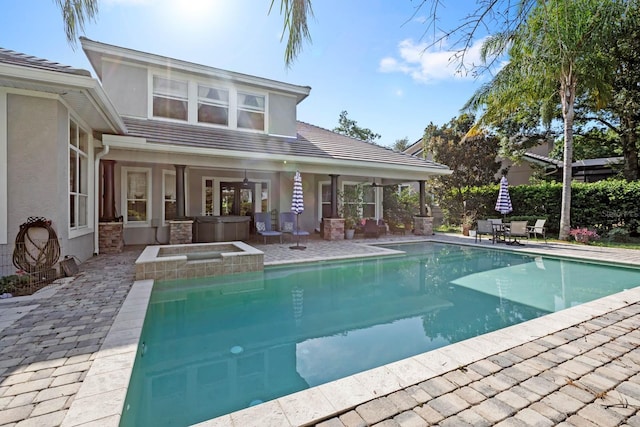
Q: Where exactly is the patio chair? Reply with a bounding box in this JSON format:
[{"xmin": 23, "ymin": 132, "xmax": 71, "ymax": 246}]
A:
[
  {"xmin": 528, "ymin": 219, "xmax": 547, "ymax": 242},
  {"xmin": 279, "ymin": 212, "xmax": 310, "ymax": 243},
  {"xmin": 475, "ymin": 219, "xmax": 496, "ymax": 243},
  {"xmin": 363, "ymin": 219, "xmax": 381, "ymax": 238},
  {"xmin": 254, "ymin": 212, "xmax": 282, "ymax": 244},
  {"xmin": 506, "ymin": 221, "xmax": 529, "ymax": 245},
  {"xmin": 488, "ymin": 218, "xmax": 506, "ymax": 243}
]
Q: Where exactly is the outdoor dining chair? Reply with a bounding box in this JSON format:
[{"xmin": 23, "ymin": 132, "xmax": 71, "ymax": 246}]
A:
[
  {"xmin": 475, "ymin": 220, "xmax": 496, "ymax": 243},
  {"xmin": 506, "ymin": 221, "xmax": 529, "ymax": 245},
  {"xmin": 528, "ymin": 219, "xmax": 547, "ymax": 242}
]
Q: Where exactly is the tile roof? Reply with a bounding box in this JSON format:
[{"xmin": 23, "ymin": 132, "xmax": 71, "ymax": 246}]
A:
[
  {"xmin": 0, "ymin": 47, "xmax": 91, "ymax": 76},
  {"xmin": 122, "ymin": 117, "xmax": 450, "ymax": 171}
]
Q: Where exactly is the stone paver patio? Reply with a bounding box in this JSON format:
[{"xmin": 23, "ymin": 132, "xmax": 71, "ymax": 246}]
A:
[{"xmin": 0, "ymin": 233, "xmax": 639, "ymax": 426}]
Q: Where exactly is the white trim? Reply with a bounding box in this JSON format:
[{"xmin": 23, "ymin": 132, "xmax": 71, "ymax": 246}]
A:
[
  {"xmin": 162, "ymin": 170, "xmax": 176, "ymax": 225},
  {"xmin": 318, "ymin": 180, "xmax": 330, "ymax": 221},
  {"xmin": 68, "ymin": 117, "xmax": 94, "ymax": 239},
  {"xmin": 147, "ymin": 69, "xmax": 270, "ymax": 133},
  {"xmin": 121, "ymin": 166, "xmax": 152, "ymax": 227},
  {"xmin": 201, "ymin": 175, "xmax": 271, "ymax": 216},
  {"xmin": 201, "ymin": 176, "xmax": 218, "ymax": 216},
  {"xmin": 0, "ymin": 91, "xmax": 6, "ymax": 244}
]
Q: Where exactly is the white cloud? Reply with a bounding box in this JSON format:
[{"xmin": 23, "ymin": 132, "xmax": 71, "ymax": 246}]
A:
[{"xmin": 379, "ymin": 37, "xmax": 486, "ymax": 84}]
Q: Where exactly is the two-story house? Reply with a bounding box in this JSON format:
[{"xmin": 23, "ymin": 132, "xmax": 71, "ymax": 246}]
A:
[{"xmin": 0, "ymin": 39, "xmax": 451, "ymax": 270}]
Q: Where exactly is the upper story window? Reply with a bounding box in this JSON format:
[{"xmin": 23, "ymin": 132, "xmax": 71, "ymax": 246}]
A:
[
  {"xmin": 237, "ymin": 92, "xmax": 265, "ymax": 130},
  {"xmin": 198, "ymin": 85, "xmax": 229, "ymax": 126},
  {"xmin": 153, "ymin": 76, "xmax": 188, "ymax": 121}
]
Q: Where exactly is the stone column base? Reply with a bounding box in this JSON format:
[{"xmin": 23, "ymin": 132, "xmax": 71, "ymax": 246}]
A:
[
  {"xmin": 99, "ymin": 222, "xmax": 124, "ymax": 254},
  {"xmin": 169, "ymin": 220, "xmax": 193, "ymax": 245},
  {"xmin": 322, "ymin": 218, "xmax": 345, "ymax": 241},
  {"xmin": 414, "ymin": 216, "xmax": 434, "ymax": 236}
]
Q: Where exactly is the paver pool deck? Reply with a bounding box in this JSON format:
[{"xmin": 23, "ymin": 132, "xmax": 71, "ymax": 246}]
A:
[{"xmin": 1, "ymin": 233, "xmax": 640, "ymax": 426}]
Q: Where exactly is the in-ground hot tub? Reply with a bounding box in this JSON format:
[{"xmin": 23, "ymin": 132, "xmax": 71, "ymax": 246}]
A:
[{"xmin": 134, "ymin": 241, "xmax": 263, "ymax": 281}]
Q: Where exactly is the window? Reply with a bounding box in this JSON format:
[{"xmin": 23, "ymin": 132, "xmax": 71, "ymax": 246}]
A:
[
  {"xmin": 69, "ymin": 119, "xmax": 89, "ymax": 230},
  {"xmin": 198, "ymin": 85, "xmax": 229, "ymax": 125},
  {"xmin": 363, "ymin": 185, "xmax": 376, "ymax": 218},
  {"xmin": 202, "ymin": 177, "xmax": 269, "ymax": 216},
  {"xmin": 163, "ymin": 171, "xmax": 177, "ymax": 222},
  {"xmin": 123, "ymin": 168, "xmax": 151, "ymax": 225},
  {"xmin": 203, "ymin": 178, "xmax": 215, "ymax": 215},
  {"xmin": 153, "ymin": 76, "xmax": 188, "ymax": 120},
  {"xmin": 320, "ymin": 182, "xmax": 331, "ymax": 218},
  {"xmin": 237, "ymin": 92, "xmax": 265, "ymax": 130}
]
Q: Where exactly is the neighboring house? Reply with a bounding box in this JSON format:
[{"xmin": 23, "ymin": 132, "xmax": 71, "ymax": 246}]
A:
[
  {"xmin": 403, "ymin": 138, "xmax": 553, "ymax": 186},
  {"xmin": 0, "ymin": 39, "xmax": 451, "ymax": 268},
  {"xmin": 522, "ymin": 152, "xmax": 624, "ymax": 183},
  {"xmin": 405, "ymin": 138, "xmax": 620, "ymax": 185}
]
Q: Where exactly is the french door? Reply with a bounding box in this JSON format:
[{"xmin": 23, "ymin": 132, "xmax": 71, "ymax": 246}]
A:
[{"xmin": 220, "ymin": 182, "xmax": 254, "ymax": 216}]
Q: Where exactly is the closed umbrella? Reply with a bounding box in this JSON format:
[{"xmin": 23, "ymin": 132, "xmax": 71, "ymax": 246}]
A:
[
  {"xmin": 495, "ymin": 176, "xmax": 513, "ymax": 218},
  {"xmin": 290, "ymin": 171, "xmax": 306, "ymax": 250}
]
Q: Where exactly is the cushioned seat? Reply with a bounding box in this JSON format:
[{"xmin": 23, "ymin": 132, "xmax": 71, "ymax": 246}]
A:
[
  {"xmin": 254, "ymin": 212, "xmax": 282, "ymax": 244},
  {"xmin": 280, "ymin": 212, "xmax": 309, "ymax": 243}
]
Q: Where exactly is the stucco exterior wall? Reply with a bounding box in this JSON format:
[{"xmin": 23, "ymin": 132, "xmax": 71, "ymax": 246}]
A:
[
  {"xmin": 268, "ymin": 93, "xmax": 297, "ymax": 137},
  {"xmin": 7, "ymin": 95, "xmax": 62, "ymax": 241},
  {"xmin": 101, "ymin": 61, "xmax": 148, "ymax": 118},
  {"xmin": 6, "ymin": 94, "xmax": 95, "ymax": 263}
]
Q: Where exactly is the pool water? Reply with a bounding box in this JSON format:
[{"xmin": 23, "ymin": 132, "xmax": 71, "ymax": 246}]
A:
[{"xmin": 120, "ymin": 243, "xmax": 640, "ymax": 426}]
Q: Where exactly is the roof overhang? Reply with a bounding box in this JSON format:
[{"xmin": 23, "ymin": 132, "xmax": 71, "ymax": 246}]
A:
[
  {"xmin": 102, "ymin": 134, "xmax": 452, "ymax": 181},
  {"xmin": 81, "ymin": 37, "xmax": 311, "ymax": 104},
  {"xmin": 0, "ymin": 62, "xmax": 126, "ymax": 134}
]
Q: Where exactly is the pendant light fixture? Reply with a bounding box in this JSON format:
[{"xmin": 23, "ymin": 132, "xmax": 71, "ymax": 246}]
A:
[{"xmin": 242, "ymin": 170, "xmax": 249, "ymax": 187}]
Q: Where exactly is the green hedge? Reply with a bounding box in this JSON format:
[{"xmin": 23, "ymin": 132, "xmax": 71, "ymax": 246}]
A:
[{"xmin": 439, "ymin": 179, "xmax": 640, "ymax": 236}]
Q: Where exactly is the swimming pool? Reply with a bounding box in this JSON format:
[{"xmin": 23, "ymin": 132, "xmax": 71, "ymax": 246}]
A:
[{"xmin": 120, "ymin": 242, "xmax": 640, "ymax": 426}]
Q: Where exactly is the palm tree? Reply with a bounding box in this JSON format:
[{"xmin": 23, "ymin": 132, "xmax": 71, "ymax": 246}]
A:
[
  {"xmin": 269, "ymin": 0, "xmax": 314, "ymax": 67},
  {"xmin": 464, "ymin": 0, "xmax": 622, "ymax": 240},
  {"xmin": 54, "ymin": 0, "xmax": 99, "ymax": 47}
]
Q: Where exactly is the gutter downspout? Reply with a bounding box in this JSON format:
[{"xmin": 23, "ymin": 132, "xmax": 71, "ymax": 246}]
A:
[{"xmin": 93, "ymin": 144, "xmax": 109, "ymax": 255}]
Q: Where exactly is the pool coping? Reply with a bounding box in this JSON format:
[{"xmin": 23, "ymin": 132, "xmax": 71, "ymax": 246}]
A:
[{"xmin": 61, "ymin": 241, "xmax": 640, "ymax": 426}]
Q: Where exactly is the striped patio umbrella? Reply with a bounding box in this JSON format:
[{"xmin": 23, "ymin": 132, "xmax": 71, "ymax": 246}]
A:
[
  {"xmin": 291, "ymin": 171, "xmax": 304, "ymax": 215},
  {"xmin": 290, "ymin": 171, "xmax": 306, "ymax": 250},
  {"xmin": 495, "ymin": 176, "xmax": 513, "ymax": 217}
]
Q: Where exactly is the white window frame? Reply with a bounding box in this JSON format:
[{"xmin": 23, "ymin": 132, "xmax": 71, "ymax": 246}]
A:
[
  {"xmin": 122, "ymin": 167, "xmax": 152, "ymax": 227},
  {"xmin": 151, "ymin": 75, "xmax": 189, "ymax": 122},
  {"xmin": 202, "ymin": 176, "xmax": 218, "ymax": 216},
  {"xmin": 202, "ymin": 176, "xmax": 270, "ymax": 216},
  {"xmin": 197, "ymin": 84, "xmax": 230, "ymax": 127},
  {"xmin": 162, "ymin": 170, "xmax": 177, "ymax": 224},
  {"xmin": 147, "ymin": 70, "xmax": 268, "ymax": 133},
  {"xmin": 237, "ymin": 91, "xmax": 266, "ymax": 131},
  {"xmin": 318, "ymin": 180, "xmax": 331, "ymax": 220},
  {"xmin": 68, "ymin": 117, "xmax": 93, "ymax": 238},
  {"xmin": 342, "ymin": 181, "xmax": 380, "ymax": 220}
]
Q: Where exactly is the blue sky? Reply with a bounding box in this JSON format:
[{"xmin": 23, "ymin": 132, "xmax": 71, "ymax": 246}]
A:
[{"xmin": 1, "ymin": 0, "xmax": 489, "ymax": 147}]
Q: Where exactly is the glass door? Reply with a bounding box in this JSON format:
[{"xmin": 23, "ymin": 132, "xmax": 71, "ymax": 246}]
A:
[{"xmin": 220, "ymin": 182, "xmax": 254, "ymax": 216}]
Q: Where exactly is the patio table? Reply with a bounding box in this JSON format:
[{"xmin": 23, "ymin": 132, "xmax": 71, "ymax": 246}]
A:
[{"xmin": 492, "ymin": 222, "xmax": 510, "ymax": 243}]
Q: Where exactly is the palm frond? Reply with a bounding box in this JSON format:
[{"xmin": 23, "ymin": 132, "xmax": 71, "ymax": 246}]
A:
[{"xmin": 270, "ymin": 0, "xmax": 314, "ymax": 68}]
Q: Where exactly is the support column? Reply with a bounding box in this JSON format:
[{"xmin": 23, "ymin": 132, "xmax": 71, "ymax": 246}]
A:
[
  {"xmin": 329, "ymin": 174, "xmax": 339, "ymax": 218},
  {"xmin": 419, "ymin": 180, "xmax": 426, "ymax": 217},
  {"xmin": 101, "ymin": 160, "xmax": 116, "ymax": 221},
  {"xmin": 175, "ymin": 164, "xmax": 186, "ymax": 219}
]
